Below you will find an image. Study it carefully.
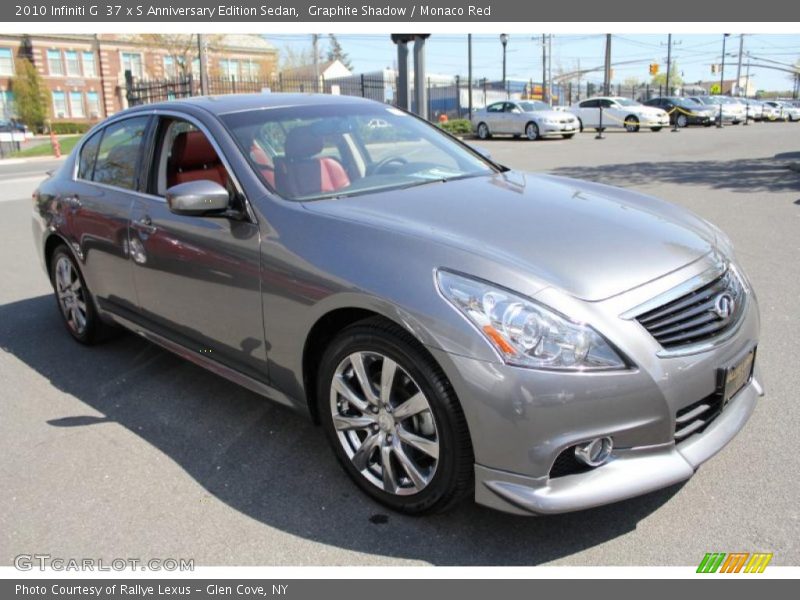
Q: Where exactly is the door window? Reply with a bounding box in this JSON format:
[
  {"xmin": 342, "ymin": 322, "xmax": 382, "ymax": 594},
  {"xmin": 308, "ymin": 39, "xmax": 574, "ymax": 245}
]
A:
[
  {"xmin": 91, "ymin": 117, "xmax": 150, "ymax": 190},
  {"xmin": 580, "ymin": 99, "xmax": 599, "ymax": 108},
  {"xmin": 486, "ymin": 103, "xmax": 504, "ymax": 113}
]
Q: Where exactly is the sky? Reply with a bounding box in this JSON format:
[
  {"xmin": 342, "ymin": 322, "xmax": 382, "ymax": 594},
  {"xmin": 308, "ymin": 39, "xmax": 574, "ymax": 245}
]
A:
[{"xmin": 267, "ymin": 33, "xmax": 800, "ymax": 92}]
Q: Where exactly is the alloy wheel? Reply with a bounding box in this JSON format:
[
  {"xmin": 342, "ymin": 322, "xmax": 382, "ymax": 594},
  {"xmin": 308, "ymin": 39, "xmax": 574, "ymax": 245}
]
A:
[
  {"xmin": 54, "ymin": 255, "xmax": 88, "ymax": 336},
  {"xmin": 329, "ymin": 351, "xmax": 439, "ymax": 496},
  {"xmin": 526, "ymin": 122, "xmax": 539, "ymax": 140}
]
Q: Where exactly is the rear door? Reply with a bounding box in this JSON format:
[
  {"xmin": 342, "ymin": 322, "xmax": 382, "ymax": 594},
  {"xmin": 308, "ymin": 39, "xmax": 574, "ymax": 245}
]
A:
[
  {"xmin": 129, "ymin": 114, "xmax": 267, "ymax": 381},
  {"xmin": 576, "ymin": 99, "xmax": 600, "ymax": 127},
  {"xmin": 67, "ymin": 115, "xmax": 152, "ymax": 315}
]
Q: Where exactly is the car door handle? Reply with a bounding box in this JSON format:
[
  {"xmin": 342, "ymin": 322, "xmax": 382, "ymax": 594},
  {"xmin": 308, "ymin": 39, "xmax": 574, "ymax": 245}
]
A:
[{"xmin": 133, "ymin": 215, "xmax": 157, "ymax": 234}]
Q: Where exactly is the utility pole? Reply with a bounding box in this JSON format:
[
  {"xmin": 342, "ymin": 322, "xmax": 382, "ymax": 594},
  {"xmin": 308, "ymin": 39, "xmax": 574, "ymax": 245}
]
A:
[
  {"xmin": 542, "ymin": 34, "xmax": 547, "ymax": 103},
  {"xmin": 548, "ymin": 34, "xmax": 553, "ymax": 105},
  {"xmin": 197, "ymin": 33, "xmax": 209, "ymax": 95},
  {"xmin": 735, "ymin": 34, "xmax": 745, "ymax": 96},
  {"xmin": 665, "ymin": 34, "xmax": 672, "ymax": 95},
  {"xmin": 467, "ymin": 34, "xmax": 473, "ymax": 116},
  {"xmin": 312, "ymin": 34, "xmax": 320, "ymax": 92},
  {"xmin": 717, "ymin": 33, "xmax": 730, "ymax": 128},
  {"xmin": 603, "ymin": 34, "xmax": 612, "ymax": 95}
]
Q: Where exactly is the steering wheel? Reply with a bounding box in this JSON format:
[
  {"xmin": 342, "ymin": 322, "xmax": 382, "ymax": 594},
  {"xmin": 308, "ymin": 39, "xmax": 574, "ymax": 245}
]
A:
[{"xmin": 371, "ymin": 156, "xmax": 409, "ymax": 174}]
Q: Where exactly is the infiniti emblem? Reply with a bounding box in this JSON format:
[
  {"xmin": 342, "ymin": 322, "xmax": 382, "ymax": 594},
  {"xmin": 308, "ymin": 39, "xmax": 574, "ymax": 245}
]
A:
[{"xmin": 713, "ymin": 293, "xmax": 735, "ymax": 321}]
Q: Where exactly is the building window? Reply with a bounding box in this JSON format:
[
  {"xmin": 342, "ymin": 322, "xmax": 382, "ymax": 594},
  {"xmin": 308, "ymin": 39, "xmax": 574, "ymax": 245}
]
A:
[
  {"xmin": 52, "ymin": 91, "xmax": 67, "ymax": 118},
  {"xmin": 0, "ymin": 90, "xmax": 14, "ymax": 119},
  {"xmin": 241, "ymin": 59, "xmax": 260, "ymax": 80},
  {"xmin": 0, "ymin": 48, "xmax": 14, "ymax": 77},
  {"xmin": 65, "ymin": 50, "xmax": 80, "ymax": 76},
  {"xmin": 121, "ymin": 52, "xmax": 143, "ymax": 79},
  {"xmin": 163, "ymin": 55, "xmax": 175, "ymax": 78},
  {"xmin": 69, "ymin": 91, "xmax": 84, "ymax": 118},
  {"xmin": 219, "ymin": 58, "xmax": 239, "ymax": 79},
  {"xmin": 47, "ymin": 49, "xmax": 64, "ymax": 76},
  {"xmin": 86, "ymin": 91, "xmax": 100, "ymax": 118},
  {"xmin": 82, "ymin": 52, "xmax": 96, "ymax": 77}
]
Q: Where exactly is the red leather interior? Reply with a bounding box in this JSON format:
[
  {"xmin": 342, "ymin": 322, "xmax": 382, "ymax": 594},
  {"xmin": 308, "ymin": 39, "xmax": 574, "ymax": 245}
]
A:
[
  {"xmin": 168, "ymin": 131, "xmax": 228, "ymax": 188},
  {"xmin": 250, "ymin": 143, "xmax": 276, "ymax": 188},
  {"xmin": 274, "ymin": 126, "xmax": 350, "ymax": 197}
]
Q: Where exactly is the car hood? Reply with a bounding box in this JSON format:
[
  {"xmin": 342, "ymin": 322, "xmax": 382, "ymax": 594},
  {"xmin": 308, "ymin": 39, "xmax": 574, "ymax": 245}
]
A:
[{"xmin": 303, "ymin": 172, "xmax": 717, "ymax": 301}]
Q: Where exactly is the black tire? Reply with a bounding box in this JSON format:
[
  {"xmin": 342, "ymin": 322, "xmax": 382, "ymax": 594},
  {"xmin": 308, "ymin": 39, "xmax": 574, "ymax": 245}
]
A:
[
  {"xmin": 49, "ymin": 244, "xmax": 115, "ymax": 345},
  {"xmin": 476, "ymin": 122, "xmax": 491, "ymax": 140},
  {"xmin": 562, "ymin": 133, "xmax": 576, "ymax": 139},
  {"xmin": 525, "ymin": 121, "xmax": 539, "ymax": 141},
  {"xmin": 625, "ymin": 115, "xmax": 640, "ymax": 132},
  {"xmin": 317, "ymin": 317, "xmax": 473, "ymax": 515},
  {"xmin": 676, "ymin": 114, "xmax": 688, "ymax": 128}
]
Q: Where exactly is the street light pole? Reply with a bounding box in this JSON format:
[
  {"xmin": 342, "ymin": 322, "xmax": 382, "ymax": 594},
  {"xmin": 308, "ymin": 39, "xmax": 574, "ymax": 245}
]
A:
[
  {"xmin": 500, "ymin": 33, "xmax": 509, "ymax": 98},
  {"xmin": 467, "ymin": 34, "xmax": 473, "ymax": 116},
  {"xmin": 717, "ymin": 33, "xmax": 730, "ymax": 128}
]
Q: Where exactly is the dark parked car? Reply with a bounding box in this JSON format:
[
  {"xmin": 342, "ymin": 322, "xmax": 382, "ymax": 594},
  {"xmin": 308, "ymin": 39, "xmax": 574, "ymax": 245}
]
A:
[
  {"xmin": 643, "ymin": 97, "xmax": 715, "ymax": 127},
  {"xmin": 32, "ymin": 94, "xmax": 763, "ymax": 516}
]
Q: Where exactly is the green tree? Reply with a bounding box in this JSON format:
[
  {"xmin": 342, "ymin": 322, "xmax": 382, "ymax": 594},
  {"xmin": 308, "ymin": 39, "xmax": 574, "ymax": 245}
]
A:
[
  {"xmin": 10, "ymin": 58, "xmax": 50, "ymax": 132},
  {"xmin": 651, "ymin": 62, "xmax": 683, "ymax": 91},
  {"xmin": 326, "ymin": 34, "xmax": 353, "ymax": 71}
]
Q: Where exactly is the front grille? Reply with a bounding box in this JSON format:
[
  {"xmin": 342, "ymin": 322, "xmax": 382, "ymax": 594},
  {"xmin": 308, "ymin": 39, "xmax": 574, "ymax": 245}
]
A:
[
  {"xmin": 636, "ymin": 269, "xmax": 745, "ymax": 350},
  {"xmin": 674, "ymin": 391, "xmax": 723, "ymax": 442}
]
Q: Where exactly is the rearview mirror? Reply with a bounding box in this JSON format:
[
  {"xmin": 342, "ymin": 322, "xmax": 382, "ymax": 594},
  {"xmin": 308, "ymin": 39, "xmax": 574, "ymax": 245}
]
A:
[{"xmin": 166, "ymin": 180, "xmax": 229, "ymax": 216}]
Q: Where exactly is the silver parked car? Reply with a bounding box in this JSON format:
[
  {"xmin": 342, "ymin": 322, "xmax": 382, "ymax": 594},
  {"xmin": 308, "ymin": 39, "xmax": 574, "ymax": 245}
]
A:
[
  {"xmin": 32, "ymin": 94, "xmax": 763, "ymax": 516},
  {"xmin": 471, "ymin": 100, "xmax": 579, "ymax": 140}
]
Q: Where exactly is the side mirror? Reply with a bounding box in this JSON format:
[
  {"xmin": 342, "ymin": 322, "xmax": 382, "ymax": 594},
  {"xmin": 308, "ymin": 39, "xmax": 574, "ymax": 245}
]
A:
[{"xmin": 166, "ymin": 180, "xmax": 230, "ymax": 216}]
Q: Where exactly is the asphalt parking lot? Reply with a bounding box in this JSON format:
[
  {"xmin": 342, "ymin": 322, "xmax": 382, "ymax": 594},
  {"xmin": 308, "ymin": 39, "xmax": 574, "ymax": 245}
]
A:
[{"xmin": 1, "ymin": 123, "xmax": 798, "ymax": 566}]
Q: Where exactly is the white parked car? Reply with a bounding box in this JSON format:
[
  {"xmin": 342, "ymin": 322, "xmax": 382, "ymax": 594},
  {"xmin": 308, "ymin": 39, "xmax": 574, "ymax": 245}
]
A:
[
  {"xmin": 764, "ymin": 100, "xmax": 800, "ymax": 122},
  {"xmin": 688, "ymin": 96, "xmax": 745, "ymax": 124},
  {"xmin": 471, "ymin": 100, "xmax": 579, "ymax": 140},
  {"xmin": 743, "ymin": 100, "xmax": 764, "ymax": 121},
  {"xmin": 570, "ymin": 97, "xmax": 669, "ymax": 132}
]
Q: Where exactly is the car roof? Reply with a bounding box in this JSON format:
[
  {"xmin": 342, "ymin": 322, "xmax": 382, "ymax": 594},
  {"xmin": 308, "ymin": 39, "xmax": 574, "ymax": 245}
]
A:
[{"xmin": 117, "ymin": 92, "xmax": 381, "ymax": 119}]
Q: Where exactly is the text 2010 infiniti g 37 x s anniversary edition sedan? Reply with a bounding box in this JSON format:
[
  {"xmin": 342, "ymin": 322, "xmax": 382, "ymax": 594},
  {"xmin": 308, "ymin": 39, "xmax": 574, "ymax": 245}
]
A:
[{"xmin": 32, "ymin": 94, "xmax": 763, "ymax": 516}]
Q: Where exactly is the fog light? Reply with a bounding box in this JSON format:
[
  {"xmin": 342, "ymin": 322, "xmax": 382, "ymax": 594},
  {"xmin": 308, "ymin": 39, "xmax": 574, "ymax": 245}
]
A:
[{"xmin": 574, "ymin": 437, "xmax": 613, "ymax": 467}]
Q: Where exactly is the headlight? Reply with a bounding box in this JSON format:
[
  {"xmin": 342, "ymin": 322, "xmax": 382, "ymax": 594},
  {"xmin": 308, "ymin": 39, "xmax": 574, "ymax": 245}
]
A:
[{"xmin": 436, "ymin": 270, "xmax": 627, "ymax": 370}]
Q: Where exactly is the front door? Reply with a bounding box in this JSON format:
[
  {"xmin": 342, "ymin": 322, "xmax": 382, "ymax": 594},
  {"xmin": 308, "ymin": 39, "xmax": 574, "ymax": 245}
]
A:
[{"xmin": 129, "ymin": 116, "xmax": 267, "ymax": 381}]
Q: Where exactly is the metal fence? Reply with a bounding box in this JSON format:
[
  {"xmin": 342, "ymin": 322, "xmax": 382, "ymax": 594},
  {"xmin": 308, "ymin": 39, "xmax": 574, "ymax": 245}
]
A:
[{"xmin": 124, "ymin": 70, "xmax": 573, "ymax": 121}]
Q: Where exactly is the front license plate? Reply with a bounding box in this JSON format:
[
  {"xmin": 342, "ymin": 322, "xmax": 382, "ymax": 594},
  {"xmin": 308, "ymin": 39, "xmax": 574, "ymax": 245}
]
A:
[{"xmin": 718, "ymin": 347, "xmax": 756, "ymax": 406}]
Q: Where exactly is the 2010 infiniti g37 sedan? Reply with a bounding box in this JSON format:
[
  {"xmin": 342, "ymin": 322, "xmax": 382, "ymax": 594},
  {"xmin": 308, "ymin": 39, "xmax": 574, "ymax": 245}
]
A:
[{"xmin": 32, "ymin": 94, "xmax": 763, "ymax": 516}]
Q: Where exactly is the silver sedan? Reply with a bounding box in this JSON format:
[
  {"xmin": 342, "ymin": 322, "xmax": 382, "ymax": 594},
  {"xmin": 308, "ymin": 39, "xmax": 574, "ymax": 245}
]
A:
[{"xmin": 471, "ymin": 100, "xmax": 579, "ymax": 140}]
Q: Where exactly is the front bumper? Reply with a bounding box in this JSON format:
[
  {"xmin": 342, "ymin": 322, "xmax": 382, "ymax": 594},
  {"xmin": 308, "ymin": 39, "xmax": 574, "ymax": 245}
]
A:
[
  {"xmin": 474, "ymin": 370, "xmax": 763, "ymax": 515},
  {"xmin": 640, "ymin": 115, "xmax": 670, "ymax": 127},
  {"xmin": 427, "ymin": 257, "xmax": 762, "ymax": 515},
  {"xmin": 540, "ymin": 122, "xmax": 579, "ymax": 135}
]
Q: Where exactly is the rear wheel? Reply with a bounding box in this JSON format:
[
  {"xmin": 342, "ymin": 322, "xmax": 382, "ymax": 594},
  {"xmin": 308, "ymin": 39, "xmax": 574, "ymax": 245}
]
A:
[
  {"xmin": 625, "ymin": 115, "xmax": 640, "ymax": 132},
  {"xmin": 50, "ymin": 245, "xmax": 112, "ymax": 344},
  {"xmin": 318, "ymin": 318, "xmax": 473, "ymax": 515},
  {"xmin": 476, "ymin": 122, "xmax": 491, "ymax": 140}
]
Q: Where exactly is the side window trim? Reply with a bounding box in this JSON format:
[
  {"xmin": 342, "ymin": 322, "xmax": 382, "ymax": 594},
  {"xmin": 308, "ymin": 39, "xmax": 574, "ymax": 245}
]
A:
[{"xmin": 77, "ymin": 128, "xmax": 104, "ymax": 182}]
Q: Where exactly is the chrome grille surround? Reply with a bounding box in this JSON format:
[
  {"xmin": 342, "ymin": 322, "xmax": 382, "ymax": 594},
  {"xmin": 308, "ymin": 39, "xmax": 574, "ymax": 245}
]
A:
[{"xmin": 624, "ymin": 262, "xmax": 748, "ymax": 356}]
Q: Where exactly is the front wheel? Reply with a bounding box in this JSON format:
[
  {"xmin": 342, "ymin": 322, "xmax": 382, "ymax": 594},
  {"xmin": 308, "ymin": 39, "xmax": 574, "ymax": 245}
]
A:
[
  {"xmin": 476, "ymin": 122, "xmax": 491, "ymax": 140},
  {"xmin": 525, "ymin": 122, "xmax": 540, "ymax": 140},
  {"xmin": 625, "ymin": 115, "xmax": 640, "ymax": 132},
  {"xmin": 676, "ymin": 114, "xmax": 689, "ymax": 128},
  {"xmin": 318, "ymin": 318, "xmax": 473, "ymax": 515}
]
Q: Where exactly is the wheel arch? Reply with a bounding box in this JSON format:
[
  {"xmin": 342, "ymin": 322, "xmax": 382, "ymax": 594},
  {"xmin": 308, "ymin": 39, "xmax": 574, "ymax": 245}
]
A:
[{"xmin": 43, "ymin": 232, "xmax": 71, "ymax": 278}]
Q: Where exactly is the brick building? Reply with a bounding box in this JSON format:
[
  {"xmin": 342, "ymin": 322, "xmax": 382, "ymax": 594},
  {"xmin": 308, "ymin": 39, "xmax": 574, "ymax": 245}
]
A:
[{"xmin": 0, "ymin": 34, "xmax": 278, "ymax": 125}]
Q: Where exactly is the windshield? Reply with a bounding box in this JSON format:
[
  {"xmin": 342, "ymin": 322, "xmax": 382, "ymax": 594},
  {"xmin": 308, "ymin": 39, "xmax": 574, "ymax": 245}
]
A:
[
  {"xmin": 614, "ymin": 98, "xmax": 642, "ymax": 107},
  {"xmin": 221, "ymin": 103, "xmax": 496, "ymax": 201},
  {"xmin": 518, "ymin": 101, "xmax": 550, "ymax": 112}
]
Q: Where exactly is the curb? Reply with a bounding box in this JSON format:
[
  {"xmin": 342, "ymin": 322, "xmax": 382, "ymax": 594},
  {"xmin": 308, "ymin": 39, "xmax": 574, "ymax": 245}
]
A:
[{"xmin": 0, "ymin": 155, "xmax": 67, "ymax": 165}]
